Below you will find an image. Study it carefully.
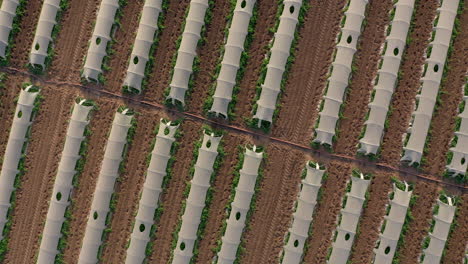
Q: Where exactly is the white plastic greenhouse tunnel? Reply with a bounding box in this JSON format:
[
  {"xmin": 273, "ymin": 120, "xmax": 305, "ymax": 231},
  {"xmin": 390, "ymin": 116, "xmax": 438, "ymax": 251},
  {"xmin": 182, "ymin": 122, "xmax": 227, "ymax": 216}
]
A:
[
  {"xmin": 166, "ymin": 0, "xmax": 209, "ymax": 106},
  {"xmin": 82, "ymin": 0, "xmax": 120, "ymax": 82},
  {"xmin": 209, "ymin": 0, "xmax": 257, "ymax": 118},
  {"xmin": 125, "ymin": 119, "xmax": 179, "ymax": 264},
  {"xmin": 0, "ymin": 85, "xmax": 40, "ymax": 239},
  {"xmin": 281, "ymin": 162, "xmax": 324, "ymax": 264},
  {"xmin": 314, "ymin": 0, "xmax": 368, "ymax": 145},
  {"xmin": 37, "ymin": 100, "xmax": 93, "ymax": 264},
  {"xmin": 172, "ymin": 131, "xmax": 222, "ymax": 264},
  {"xmin": 0, "ymin": 0, "xmax": 21, "ymax": 58},
  {"xmin": 123, "ymin": 0, "xmax": 163, "ymax": 93},
  {"xmin": 77, "ymin": 108, "xmax": 133, "ymax": 264},
  {"xmin": 217, "ymin": 145, "xmax": 263, "ymax": 264},
  {"xmin": 446, "ymin": 96, "xmax": 468, "ymax": 176},
  {"xmin": 358, "ymin": 0, "xmax": 415, "ymax": 155},
  {"xmin": 253, "ymin": 0, "xmax": 302, "ymax": 126},
  {"xmin": 401, "ymin": 0, "xmax": 460, "ymax": 165}
]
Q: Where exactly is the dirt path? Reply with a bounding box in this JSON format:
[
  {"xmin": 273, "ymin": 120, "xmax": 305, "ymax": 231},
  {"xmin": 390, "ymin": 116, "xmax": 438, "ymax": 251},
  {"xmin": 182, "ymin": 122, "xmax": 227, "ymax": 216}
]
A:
[
  {"xmin": 4, "ymin": 87, "xmax": 73, "ymax": 263},
  {"xmin": 379, "ymin": 0, "xmax": 439, "ymax": 166},
  {"xmin": 101, "ymin": 110, "xmax": 159, "ymax": 263},
  {"xmin": 147, "ymin": 120, "xmax": 202, "ymax": 263},
  {"xmin": 104, "ymin": 0, "xmax": 144, "ymax": 94},
  {"xmin": 333, "ymin": 0, "xmax": 394, "ymax": 155},
  {"xmin": 48, "ymin": 0, "xmax": 100, "ymax": 83},
  {"xmin": 143, "ymin": 0, "xmax": 191, "ymax": 103},
  {"xmin": 442, "ymin": 193, "xmax": 468, "ymax": 264},
  {"xmin": 422, "ymin": 2, "xmax": 468, "ymax": 176},
  {"xmin": 231, "ymin": 0, "xmax": 278, "ymax": 126},
  {"xmin": 272, "ymin": 0, "xmax": 347, "ymax": 144}
]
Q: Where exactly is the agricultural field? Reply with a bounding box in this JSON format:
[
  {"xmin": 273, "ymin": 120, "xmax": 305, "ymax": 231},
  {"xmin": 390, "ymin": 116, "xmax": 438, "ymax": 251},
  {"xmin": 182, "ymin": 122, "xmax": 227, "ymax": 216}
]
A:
[{"xmin": 0, "ymin": 0, "xmax": 466, "ymax": 263}]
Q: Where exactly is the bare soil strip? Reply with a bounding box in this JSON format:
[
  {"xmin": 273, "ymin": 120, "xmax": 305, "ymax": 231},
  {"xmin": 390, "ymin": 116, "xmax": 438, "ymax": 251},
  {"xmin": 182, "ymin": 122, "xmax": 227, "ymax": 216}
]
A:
[
  {"xmin": 442, "ymin": 193, "xmax": 468, "ymax": 264},
  {"xmin": 272, "ymin": 0, "xmax": 347, "ymax": 145},
  {"xmin": 333, "ymin": 0, "xmax": 394, "ymax": 155},
  {"xmin": 4, "ymin": 87, "xmax": 73, "ymax": 263},
  {"xmin": 379, "ymin": 0, "xmax": 439, "ymax": 166},
  {"xmin": 48, "ymin": 0, "xmax": 100, "ymax": 83}
]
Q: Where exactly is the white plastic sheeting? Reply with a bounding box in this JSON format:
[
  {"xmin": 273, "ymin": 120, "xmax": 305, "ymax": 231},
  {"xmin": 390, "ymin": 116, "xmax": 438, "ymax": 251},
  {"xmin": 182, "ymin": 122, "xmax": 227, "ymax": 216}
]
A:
[
  {"xmin": 446, "ymin": 96, "xmax": 468, "ymax": 176},
  {"xmin": 328, "ymin": 173, "xmax": 370, "ymax": 264},
  {"xmin": 422, "ymin": 198, "xmax": 456, "ymax": 264},
  {"xmin": 123, "ymin": 0, "xmax": 163, "ymax": 92},
  {"xmin": 209, "ymin": 0, "xmax": 256, "ymax": 118},
  {"xmin": 0, "ymin": 86, "xmax": 39, "ymax": 239},
  {"xmin": 401, "ymin": 0, "xmax": 459, "ymax": 164},
  {"xmin": 282, "ymin": 162, "xmax": 324, "ymax": 264},
  {"xmin": 373, "ymin": 183, "xmax": 412, "ymax": 264},
  {"xmin": 217, "ymin": 146, "xmax": 263, "ymax": 264},
  {"xmin": 166, "ymin": 0, "xmax": 209, "ymax": 105},
  {"xmin": 37, "ymin": 101, "xmax": 93, "ymax": 264},
  {"xmin": 125, "ymin": 119, "xmax": 179, "ymax": 264},
  {"xmin": 359, "ymin": 0, "xmax": 415, "ymax": 155},
  {"xmin": 172, "ymin": 131, "xmax": 222, "ymax": 264},
  {"xmin": 82, "ymin": 0, "xmax": 120, "ymax": 82},
  {"xmin": 0, "ymin": 0, "xmax": 20, "ymax": 58},
  {"xmin": 77, "ymin": 110, "xmax": 133, "ymax": 264},
  {"xmin": 253, "ymin": 0, "xmax": 302, "ymax": 126},
  {"xmin": 29, "ymin": 0, "xmax": 61, "ymax": 68},
  {"xmin": 314, "ymin": 0, "xmax": 368, "ymax": 145}
]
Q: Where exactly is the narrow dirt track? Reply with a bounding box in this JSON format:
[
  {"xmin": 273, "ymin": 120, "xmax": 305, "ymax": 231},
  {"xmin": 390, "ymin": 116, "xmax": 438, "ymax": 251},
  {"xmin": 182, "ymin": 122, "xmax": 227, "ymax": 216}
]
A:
[
  {"xmin": 104, "ymin": 0, "xmax": 144, "ymax": 94},
  {"xmin": 272, "ymin": 0, "xmax": 347, "ymax": 145},
  {"xmin": 4, "ymin": 87, "xmax": 73, "ymax": 263},
  {"xmin": 143, "ymin": 0, "xmax": 191, "ymax": 103},
  {"xmin": 0, "ymin": 75, "xmax": 23, "ymax": 160},
  {"xmin": 379, "ymin": 0, "xmax": 439, "ymax": 166},
  {"xmin": 147, "ymin": 120, "xmax": 202, "ymax": 263},
  {"xmin": 232, "ymin": 0, "xmax": 277, "ymax": 126},
  {"xmin": 333, "ymin": 0, "xmax": 394, "ymax": 155},
  {"xmin": 101, "ymin": 110, "xmax": 159, "ymax": 263},
  {"xmin": 442, "ymin": 193, "xmax": 468, "ymax": 264},
  {"xmin": 48, "ymin": 0, "xmax": 100, "ymax": 82}
]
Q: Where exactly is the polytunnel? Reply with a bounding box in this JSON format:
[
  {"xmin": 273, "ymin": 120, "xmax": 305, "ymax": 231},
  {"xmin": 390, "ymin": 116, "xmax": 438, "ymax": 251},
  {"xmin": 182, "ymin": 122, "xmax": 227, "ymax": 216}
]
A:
[
  {"xmin": 373, "ymin": 183, "xmax": 412, "ymax": 264},
  {"xmin": 217, "ymin": 146, "xmax": 263, "ymax": 264},
  {"xmin": 401, "ymin": 0, "xmax": 459, "ymax": 165},
  {"xmin": 209, "ymin": 0, "xmax": 257, "ymax": 118},
  {"xmin": 253, "ymin": 0, "xmax": 302, "ymax": 126},
  {"xmin": 314, "ymin": 0, "xmax": 368, "ymax": 145},
  {"xmin": 125, "ymin": 119, "xmax": 179, "ymax": 264},
  {"xmin": 0, "ymin": 86, "xmax": 39, "ymax": 239},
  {"xmin": 172, "ymin": 131, "xmax": 222, "ymax": 264},
  {"xmin": 29, "ymin": 0, "xmax": 62, "ymax": 68},
  {"xmin": 281, "ymin": 162, "xmax": 324, "ymax": 264},
  {"xmin": 37, "ymin": 100, "xmax": 93, "ymax": 264},
  {"xmin": 446, "ymin": 96, "xmax": 468, "ymax": 176},
  {"xmin": 359, "ymin": 0, "xmax": 415, "ymax": 155},
  {"xmin": 328, "ymin": 173, "xmax": 370, "ymax": 264},
  {"xmin": 166, "ymin": 0, "xmax": 209, "ymax": 106},
  {"xmin": 82, "ymin": 0, "xmax": 120, "ymax": 82},
  {"xmin": 77, "ymin": 109, "xmax": 133, "ymax": 264},
  {"xmin": 0, "ymin": 0, "xmax": 20, "ymax": 58},
  {"xmin": 421, "ymin": 197, "xmax": 456, "ymax": 264},
  {"xmin": 123, "ymin": 0, "xmax": 163, "ymax": 92}
]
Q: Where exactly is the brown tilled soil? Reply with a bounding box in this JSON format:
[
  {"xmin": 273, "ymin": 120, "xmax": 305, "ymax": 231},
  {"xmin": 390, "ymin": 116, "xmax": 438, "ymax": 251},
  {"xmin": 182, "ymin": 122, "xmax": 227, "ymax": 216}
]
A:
[
  {"xmin": 239, "ymin": 145, "xmax": 306, "ymax": 263},
  {"xmin": 231, "ymin": 0, "xmax": 278, "ymax": 126},
  {"xmin": 62, "ymin": 100, "xmax": 117, "ymax": 263},
  {"xmin": 9, "ymin": 0, "xmax": 42, "ymax": 69},
  {"xmin": 195, "ymin": 133, "xmax": 252, "ymax": 263},
  {"xmin": 379, "ymin": 0, "xmax": 439, "ymax": 166},
  {"xmin": 143, "ymin": 0, "xmax": 191, "ymax": 103},
  {"xmin": 4, "ymin": 86, "xmax": 74, "ymax": 263},
  {"xmin": 48, "ymin": 0, "xmax": 100, "ymax": 82},
  {"xmin": 333, "ymin": 0, "xmax": 394, "ymax": 155},
  {"xmin": 423, "ymin": 3, "xmax": 468, "ymax": 176},
  {"xmin": 104, "ymin": 0, "xmax": 144, "ymax": 93},
  {"xmin": 186, "ymin": 0, "xmax": 232, "ymax": 114},
  {"xmin": 147, "ymin": 120, "xmax": 202, "ymax": 263},
  {"xmin": 442, "ymin": 193, "xmax": 468, "ymax": 264},
  {"xmin": 273, "ymin": 0, "xmax": 347, "ymax": 144}
]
